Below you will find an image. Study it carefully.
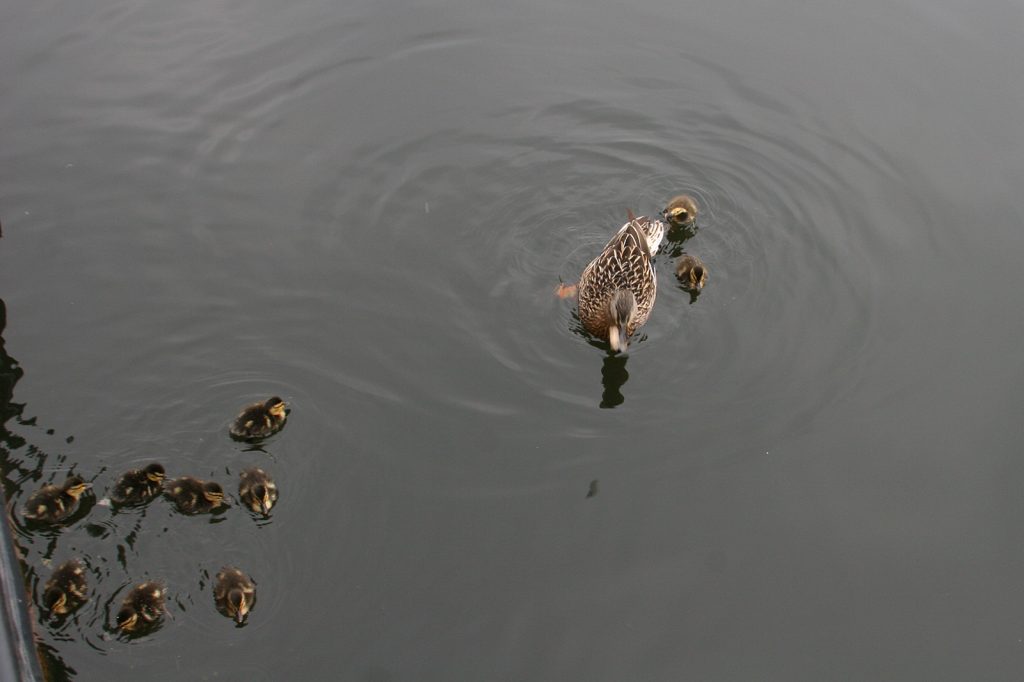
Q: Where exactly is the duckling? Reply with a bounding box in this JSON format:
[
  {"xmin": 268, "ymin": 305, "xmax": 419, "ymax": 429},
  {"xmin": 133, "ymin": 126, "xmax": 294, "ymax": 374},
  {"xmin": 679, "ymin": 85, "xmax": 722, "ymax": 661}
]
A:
[
  {"xmin": 42, "ymin": 559, "xmax": 88, "ymax": 617},
  {"xmin": 110, "ymin": 463, "xmax": 166, "ymax": 508},
  {"xmin": 214, "ymin": 566, "xmax": 256, "ymax": 624},
  {"xmin": 662, "ymin": 195, "xmax": 699, "ymax": 227},
  {"xmin": 23, "ymin": 475, "xmax": 90, "ymax": 524},
  {"xmin": 116, "ymin": 581, "xmax": 165, "ymax": 633},
  {"xmin": 238, "ymin": 467, "xmax": 278, "ymax": 516},
  {"xmin": 675, "ymin": 254, "xmax": 708, "ymax": 291},
  {"xmin": 164, "ymin": 477, "xmax": 225, "ymax": 515},
  {"xmin": 229, "ymin": 397, "xmax": 287, "ymax": 440},
  {"xmin": 577, "ymin": 218, "xmax": 660, "ymax": 352}
]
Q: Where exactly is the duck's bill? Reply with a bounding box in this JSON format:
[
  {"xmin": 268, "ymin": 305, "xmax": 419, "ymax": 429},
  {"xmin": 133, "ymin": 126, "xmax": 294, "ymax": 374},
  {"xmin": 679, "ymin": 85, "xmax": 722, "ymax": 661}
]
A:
[{"xmin": 608, "ymin": 326, "xmax": 628, "ymax": 353}]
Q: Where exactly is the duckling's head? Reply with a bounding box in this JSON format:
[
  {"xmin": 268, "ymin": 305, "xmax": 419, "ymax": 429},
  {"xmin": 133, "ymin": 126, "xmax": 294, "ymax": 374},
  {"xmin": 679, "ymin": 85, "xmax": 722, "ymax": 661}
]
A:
[
  {"xmin": 227, "ymin": 588, "xmax": 251, "ymax": 623},
  {"xmin": 607, "ymin": 290, "xmax": 637, "ymax": 353},
  {"xmin": 144, "ymin": 463, "xmax": 165, "ymax": 483},
  {"xmin": 250, "ymin": 483, "xmax": 275, "ymax": 515},
  {"xmin": 265, "ymin": 397, "xmax": 286, "ymax": 419},
  {"xmin": 62, "ymin": 476, "xmax": 90, "ymax": 501},
  {"xmin": 676, "ymin": 256, "xmax": 708, "ymax": 291},
  {"xmin": 202, "ymin": 482, "xmax": 225, "ymax": 507},
  {"xmin": 43, "ymin": 587, "xmax": 68, "ymax": 615},
  {"xmin": 116, "ymin": 606, "xmax": 139, "ymax": 632},
  {"xmin": 662, "ymin": 195, "xmax": 698, "ymax": 227}
]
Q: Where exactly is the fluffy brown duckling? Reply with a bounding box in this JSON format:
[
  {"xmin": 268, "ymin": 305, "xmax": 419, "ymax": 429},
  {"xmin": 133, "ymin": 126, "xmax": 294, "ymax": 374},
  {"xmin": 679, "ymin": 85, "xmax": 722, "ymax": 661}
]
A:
[
  {"xmin": 42, "ymin": 559, "xmax": 88, "ymax": 617},
  {"xmin": 229, "ymin": 396, "xmax": 288, "ymax": 440},
  {"xmin": 116, "ymin": 581, "xmax": 165, "ymax": 633},
  {"xmin": 23, "ymin": 475, "xmax": 90, "ymax": 524},
  {"xmin": 214, "ymin": 566, "xmax": 256, "ymax": 624},
  {"xmin": 662, "ymin": 194, "xmax": 699, "ymax": 227},
  {"xmin": 675, "ymin": 254, "xmax": 708, "ymax": 292},
  {"xmin": 110, "ymin": 463, "xmax": 166, "ymax": 508},
  {"xmin": 164, "ymin": 477, "xmax": 225, "ymax": 515},
  {"xmin": 238, "ymin": 467, "xmax": 278, "ymax": 516}
]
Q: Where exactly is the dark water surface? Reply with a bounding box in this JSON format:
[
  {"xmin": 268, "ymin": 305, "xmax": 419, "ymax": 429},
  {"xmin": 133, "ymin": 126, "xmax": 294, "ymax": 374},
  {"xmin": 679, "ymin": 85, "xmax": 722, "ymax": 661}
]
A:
[{"xmin": 2, "ymin": 0, "xmax": 1024, "ymax": 678}]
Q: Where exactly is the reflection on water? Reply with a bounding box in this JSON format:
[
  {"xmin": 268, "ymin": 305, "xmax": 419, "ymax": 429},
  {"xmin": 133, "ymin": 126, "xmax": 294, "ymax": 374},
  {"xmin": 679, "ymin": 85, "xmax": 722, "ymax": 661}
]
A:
[
  {"xmin": 599, "ymin": 356, "xmax": 629, "ymax": 409},
  {"xmin": 0, "ymin": 300, "xmax": 75, "ymax": 677}
]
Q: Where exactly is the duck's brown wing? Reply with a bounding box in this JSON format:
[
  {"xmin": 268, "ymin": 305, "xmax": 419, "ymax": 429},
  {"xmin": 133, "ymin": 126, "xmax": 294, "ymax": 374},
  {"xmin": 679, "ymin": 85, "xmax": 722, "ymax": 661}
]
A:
[{"xmin": 578, "ymin": 222, "xmax": 657, "ymax": 335}]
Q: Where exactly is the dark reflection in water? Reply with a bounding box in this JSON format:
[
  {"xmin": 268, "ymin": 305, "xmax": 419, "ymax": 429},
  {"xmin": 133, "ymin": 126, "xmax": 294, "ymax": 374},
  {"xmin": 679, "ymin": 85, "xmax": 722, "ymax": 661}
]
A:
[
  {"xmin": 598, "ymin": 355, "xmax": 629, "ymax": 409},
  {"xmin": 0, "ymin": 300, "xmax": 76, "ymax": 679},
  {"xmin": 37, "ymin": 643, "xmax": 76, "ymax": 682},
  {"xmin": 0, "ymin": 301, "xmax": 25, "ymax": 465}
]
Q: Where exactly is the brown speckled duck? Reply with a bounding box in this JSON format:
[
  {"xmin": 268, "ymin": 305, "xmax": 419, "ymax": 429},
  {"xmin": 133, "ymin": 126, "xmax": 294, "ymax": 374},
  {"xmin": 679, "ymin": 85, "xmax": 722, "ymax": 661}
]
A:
[
  {"xmin": 675, "ymin": 254, "xmax": 708, "ymax": 291},
  {"xmin": 164, "ymin": 477, "xmax": 225, "ymax": 515},
  {"xmin": 23, "ymin": 475, "xmax": 90, "ymax": 524},
  {"xmin": 662, "ymin": 195, "xmax": 699, "ymax": 227},
  {"xmin": 116, "ymin": 581, "xmax": 165, "ymax": 633},
  {"xmin": 229, "ymin": 397, "xmax": 287, "ymax": 440},
  {"xmin": 238, "ymin": 467, "xmax": 278, "ymax": 516},
  {"xmin": 110, "ymin": 463, "xmax": 166, "ymax": 508},
  {"xmin": 214, "ymin": 566, "xmax": 256, "ymax": 624},
  {"xmin": 577, "ymin": 216, "xmax": 662, "ymax": 352},
  {"xmin": 42, "ymin": 559, "xmax": 88, "ymax": 617}
]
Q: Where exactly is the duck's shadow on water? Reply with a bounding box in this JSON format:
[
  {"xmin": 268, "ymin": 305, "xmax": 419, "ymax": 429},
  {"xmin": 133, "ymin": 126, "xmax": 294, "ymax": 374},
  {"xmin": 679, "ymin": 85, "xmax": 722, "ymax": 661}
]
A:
[
  {"xmin": 665, "ymin": 223, "xmax": 699, "ymax": 248},
  {"xmin": 570, "ymin": 314, "xmax": 635, "ymax": 409},
  {"xmin": 599, "ymin": 354, "xmax": 629, "ymax": 409}
]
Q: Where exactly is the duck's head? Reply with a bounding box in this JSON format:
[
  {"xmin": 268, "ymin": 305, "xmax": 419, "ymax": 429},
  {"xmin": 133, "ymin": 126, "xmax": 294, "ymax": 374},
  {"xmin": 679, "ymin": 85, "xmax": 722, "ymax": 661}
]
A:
[
  {"xmin": 202, "ymin": 482, "xmax": 225, "ymax": 507},
  {"xmin": 227, "ymin": 588, "xmax": 251, "ymax": 623},
  {"xmin": 116, "ymin": 605, "xmax": 139, "ymax": 632},
  {"xmin": 144, "ymin": 464, "xmax": 166, "ymax": 484},
  {"xmin": 607, "ymin": 290, "xmax": 637, "ymax": 353},
  {"xmin": 43, "ymin": 587, "xmax": 68, "ymax": 615},
  {"xmin": 676, "ymin": 256, "xmax": 708, "ymax": 291},
  {"xmin": 265, "ymin": 397, "xmax": 286, "ymax": 419},
  {"xmin": 249, "ymin": 483, "xmax": 275, "ymax": 515},
  {"xmin": 662, "ymin": 195, "xmax": 698, "ymax": 227},
  {"xmin": 62, "ymin": 476, "xmax": 90, "ymax": 500}
]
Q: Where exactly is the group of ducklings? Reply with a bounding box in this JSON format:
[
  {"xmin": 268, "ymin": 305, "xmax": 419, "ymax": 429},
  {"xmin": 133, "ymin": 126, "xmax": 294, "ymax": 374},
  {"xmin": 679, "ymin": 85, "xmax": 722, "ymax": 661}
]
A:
[
  {"xmin": 574, "ymin": 194, "xmax": 708, "ymax": 352},
  {"xmin": 28, "ymin": 396, "xmax": 287, "ymax": 634}
]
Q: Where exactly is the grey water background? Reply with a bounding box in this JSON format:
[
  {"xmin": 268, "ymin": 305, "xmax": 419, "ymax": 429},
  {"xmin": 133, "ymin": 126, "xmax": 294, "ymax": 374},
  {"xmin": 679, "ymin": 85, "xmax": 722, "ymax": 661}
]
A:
[{"xmin": 2, "ymin": 0, "xmax": 1024, "ymax": 678}]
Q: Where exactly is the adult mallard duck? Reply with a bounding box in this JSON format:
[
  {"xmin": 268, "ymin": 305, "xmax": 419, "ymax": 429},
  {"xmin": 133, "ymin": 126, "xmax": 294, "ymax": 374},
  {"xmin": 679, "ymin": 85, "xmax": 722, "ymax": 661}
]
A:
[
  {"xmin": 110, "ymin": 463, "xmax": 166, "ymax": 508},
  {"xmin": 164, "ymin": 477, "xmax": 225, "ymax": 515},
  {"xmin": 229, "ymin": 397, "xmax": 287, "ymax": 440},
  {"xmin": 23, "ymin": 475, "xmax": 90, "ymax": 524},
  {"xmin": 42, "ymin": 559, "xmax": 88, "ymax": 617},
  {"xmin": 214, "ymin": 566, "xmax": 256, "ymax": 624},
  {"xmin": 238, "ymin": 467, "xmax": 278, "ymax": 516},
  {"xmin": 116, "ymin": 581, "xmax": 165, "ymax": 633},
  {"xmin": 577, "ymin": 216, "xmax": 663, "ymax": 352},
  {"xmin": 662, "ymin": 195, "xmax": 699, "ymax": 227},
  {"xmin": 675, "ymin": 254, "xmax": 708, "ymax": 291}
]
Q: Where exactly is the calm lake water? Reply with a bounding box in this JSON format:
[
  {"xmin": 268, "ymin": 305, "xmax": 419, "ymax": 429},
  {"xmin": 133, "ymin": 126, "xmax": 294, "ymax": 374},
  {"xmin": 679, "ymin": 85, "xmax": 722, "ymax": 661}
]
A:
[{"xmin": 2, "ymin": 0, "xmax": 1024, "ymax": 679}]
